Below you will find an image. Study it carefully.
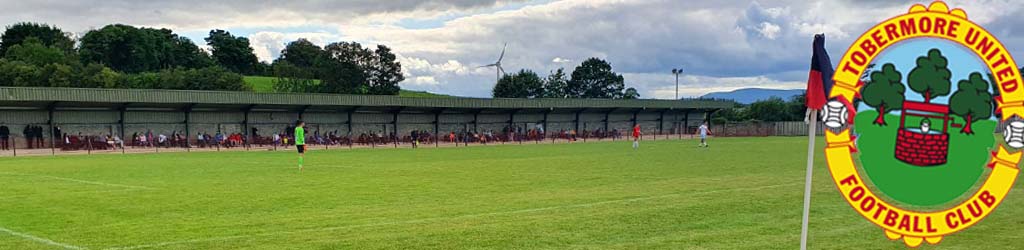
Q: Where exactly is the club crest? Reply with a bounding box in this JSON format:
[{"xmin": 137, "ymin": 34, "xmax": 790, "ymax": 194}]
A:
[{"xmin": 825, "ymin": 1, "xmax": 1022, "ymax": 247}]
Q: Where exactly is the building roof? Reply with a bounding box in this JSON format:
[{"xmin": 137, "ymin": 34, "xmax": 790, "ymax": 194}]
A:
[{"xmin": 0, "ymin": 87, "xmax": 732, "ymax": 113}]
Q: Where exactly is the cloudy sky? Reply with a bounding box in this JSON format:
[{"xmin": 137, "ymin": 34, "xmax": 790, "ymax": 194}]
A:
[{"xmin": 2, "ymin": 0, "xmax": 1022, "ymax": 98}]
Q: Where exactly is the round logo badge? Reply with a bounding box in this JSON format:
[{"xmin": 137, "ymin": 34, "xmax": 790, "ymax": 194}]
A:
[{"xmin": 825, "ymin": 1, "xmax": 1022, "ymax": 247}]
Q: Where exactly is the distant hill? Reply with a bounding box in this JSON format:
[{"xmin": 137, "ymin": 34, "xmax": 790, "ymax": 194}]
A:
[
  {"xmin": 701, "ymin": 88, "xmax": 803, "ymax": 104},
  {"xmin": 243, "ymin": 76, "xmax": 453, "ymax": 98}
]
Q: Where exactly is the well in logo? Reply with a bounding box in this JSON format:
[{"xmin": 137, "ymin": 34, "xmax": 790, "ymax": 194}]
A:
[{"xmin": 824, "ymin": 1, "xmax": 1022, "ymax": 247}]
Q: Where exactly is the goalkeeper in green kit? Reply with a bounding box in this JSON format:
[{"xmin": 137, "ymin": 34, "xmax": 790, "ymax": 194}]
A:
[{"xmin": 295, "ymin": 120, "xmax": 306, "ymax": 171}]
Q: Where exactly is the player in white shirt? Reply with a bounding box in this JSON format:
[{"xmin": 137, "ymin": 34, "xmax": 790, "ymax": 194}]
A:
[{"xmin": 698, "ymin": 122, "xmax": 711, "ymax": 148}]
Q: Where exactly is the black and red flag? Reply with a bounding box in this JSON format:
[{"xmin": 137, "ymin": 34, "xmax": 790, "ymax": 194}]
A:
[{"xmin": 805, "ymin": 34, "xmax": 835, "ymax": 110}]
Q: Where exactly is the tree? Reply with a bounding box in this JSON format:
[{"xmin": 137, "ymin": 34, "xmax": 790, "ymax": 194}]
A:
[
  {"xmin": 542, "ymin": 68, "xmax": 569, "ymax": 98},
  {"xmin": 0, "ymin": 59, "xmax": 42, "ymax": 87},
  {"xmin": 787, "ymin": 94, "xmax": 808, "ymax": 121},
  {"xmin": 715, "ymin": 102, "xmax": 749, "ymax": 122},
  {"xmin": 907, "ymin": 49, "xmax": 951, "ymax": 103},
  {"xmin": 323, "ymin": 41, "xmax": 373, "ymax": 68},
  {"xmin": 277, "ymin": 39, "xmax": 322, "ymax": 69},
  {"xmin": 316, "ymin": 59, "xmax": 366, "ymax": 94},
  {"xmin": 861, "ymin": 63, "xmax": 906, "ymax": 125},
  {"xmin": 80, "ymin": 25, "xmax": 211, "ymax": 73},
  {"xmin": 165, "ymin": 35, "xmax": 215, "ymax": 69},
  {"xmin": 77, "ymin": 63, "xmax": 124, "ymax": 88},
  {"xmin": 368, "ymin": 45, "xmax": 403, "ymax": 95},
  {"xmin": 4, "ymin": 37, "xmax": 67, "ymax": 66},
  {"xmin": 316, "ymin": 42, "xmax": 369, "ymax": 94},
  {"xmin": 272, "ymin": 61, "xmax": 318, "ymax": 93},
  {"xmin": 0, "ymin": 22, "xmax": 74, "ymax": 56},
  {"xmin": 748, "ymin": 97, "xmax": 790, "ymax": 122},
  {"xmin": 493, "ymin": 69, "xmax": 544, "ymax": 98},
  {"xmin": 567, "ymin": 58, "xmax": 626, "ymax": 99},
  {"xmin": 274, "ymin": 39, "xmax": 323, "ymax": 92},
  {"xmin": 205, "ymin": 29, "xmax": 259, "ymax": 75},
  {"xmin": 949, "ymin": 72, "xmax": 993, "ymax": 134},
  {"xmin": 623, "ymin": 87, "xmax": 639, "ymax": 99}
]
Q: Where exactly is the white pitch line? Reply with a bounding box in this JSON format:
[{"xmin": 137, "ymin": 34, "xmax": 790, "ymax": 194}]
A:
[
  {"xmin": 0, "ymin": 172, "xmax": 155, "ymax": 190},
  {"xmin": 0, "ymin": 226, "xmax": 85, "ymax": 250},
  {"xmin": 0, "ymin": 188, "xmax": 145, "ymax": 201},
  {"xmin": 103, "ymin": 182, "xmax": 800, "ymax": 250}
]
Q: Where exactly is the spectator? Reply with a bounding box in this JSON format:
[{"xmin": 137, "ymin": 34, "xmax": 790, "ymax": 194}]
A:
[
  {"xmin": 139, "ymin": 132, "xmax": 149, "ymax": 147},
  {"xmin": 23, "ymin": 124, "xmax": 33, "ymax": 149},
  {"xmin": 0, "ymin": 123, "xmax": 8, "ymax": 150},
  {"xmin": 33, "ymin": 125, "xmax": 44, "ymax": 148},
  {"xmin": 158, "ymin": 134, "xmax": 168, "ymax": 147},
  {"xmin": 53, "ymin": 126, "xmax": 62, "ymax": 147},
  {"xmin": 106, "ymin": 135, "xmax": 116, "ymax": 150},
  {"xmin": 411, "ymin": 130, "xmax": 419, "ymax": 148},
  {"xmin": 215, "ymin": 132, "xmax": 225, "ymax": 146},
  {"xmin": 113, "ymin": 135, "xmax": 123, "ymax": 149}
]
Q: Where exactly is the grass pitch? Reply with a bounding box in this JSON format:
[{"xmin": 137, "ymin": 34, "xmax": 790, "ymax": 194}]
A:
[{"xmin": 1, "ymin": 137, "xmax": 1023, "ymax": 249}]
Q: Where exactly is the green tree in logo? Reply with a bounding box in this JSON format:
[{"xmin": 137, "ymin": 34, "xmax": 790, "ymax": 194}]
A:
[
  {"xmin": 949, "ymin": 72, "xmax": 993, "ymax": 134},
  {"xmin": 862, "ymin": 63, "xmax": 906, "ymax": 126},
  {"xmin": 907, "ymin": 49, "xmax": 952, "ymax": 103}
]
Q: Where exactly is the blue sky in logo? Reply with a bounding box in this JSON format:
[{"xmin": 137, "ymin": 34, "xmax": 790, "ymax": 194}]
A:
[{"xmin": 870, "ymin": 38, "xmax": 990, "ymax": 105}]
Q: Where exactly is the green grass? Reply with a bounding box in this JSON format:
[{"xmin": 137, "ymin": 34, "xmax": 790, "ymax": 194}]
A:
[
  {"xmin": 243, "ymin": 76, "xmax": 453, "ymax": 98},
  {"xmin": 855, "ymin": 110, "xmax": 994, "ymax": 208},
  {"xmin": 396, "ymin": 90, "xmax": 454, "ymax": 98},
  {"xmin": 243, "ymin": 76, "xmax": 279, "ymax": 93},
  {"xmin": 2, "ymin": 138, "xmax": 1023, "ymax": 249}
]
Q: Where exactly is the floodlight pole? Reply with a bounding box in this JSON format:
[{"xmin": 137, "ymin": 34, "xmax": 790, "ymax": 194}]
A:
[{"xmin": 672, "ymin": 68, "xmax": 682, "ymax": 100}]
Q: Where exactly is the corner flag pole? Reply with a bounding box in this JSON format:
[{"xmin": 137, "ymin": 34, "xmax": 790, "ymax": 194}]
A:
[
  {"xmin": 800, "ymin": 33, "xmax": 832, "ymax": 250},
  {"xmin": 799, "ymin": 109, "xmax": 816, "ymax": 250}
]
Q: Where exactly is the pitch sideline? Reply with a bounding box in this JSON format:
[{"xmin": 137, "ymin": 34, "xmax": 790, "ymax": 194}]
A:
[
  {"xmin": 0, "ymin": 172, "xmax": 156, "ymax": 190},
  {"xmin": 0, "ymin": 226, "xmax": 85, "ymax": 250}
]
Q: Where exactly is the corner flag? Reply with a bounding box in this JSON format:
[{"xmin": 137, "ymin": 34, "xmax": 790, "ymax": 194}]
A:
[
  {"xmin": 800, "ymin": 34, "xmax": 833, "ymax": 250},
  {"xmin": 805, "ymin": 34, "xmax": 835, "ymax": 110}
]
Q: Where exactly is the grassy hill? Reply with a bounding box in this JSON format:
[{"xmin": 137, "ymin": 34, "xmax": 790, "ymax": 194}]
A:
[{"xmin": 243, "ymin": 76, "xmax": 452, "ymax": 98}]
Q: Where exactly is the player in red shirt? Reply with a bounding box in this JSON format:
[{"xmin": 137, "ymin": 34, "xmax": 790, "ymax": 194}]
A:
[{"xmin": 632, "ymin": 124, "xmax": 641, "ymax": 149}]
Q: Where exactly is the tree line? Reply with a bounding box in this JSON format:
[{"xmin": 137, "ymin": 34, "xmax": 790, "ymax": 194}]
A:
[
  {"xmin": 492, "ymin": 58, "xmax": 639, "ymax": 99},
  {"xmin": 0, "ymin": 22, "xmax": 405, "ymax": 94},
  {"xmin": 712, "ymin": 95, "xmax": 809, "ymax": 124},
  {"xmin": 271, "ymin": 39, "xmax": 403, "ymax": 95}
]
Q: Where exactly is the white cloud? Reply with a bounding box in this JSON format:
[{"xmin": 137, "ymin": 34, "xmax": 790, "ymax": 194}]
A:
[
  {"xmin": 552, "ymin": 57, "xmax": 572, "ymax": 63},
  {"xmin": 757, "ymin": 22, "xmax": 782, "ymax": 39},
  {"xmin": 410, "ymin": 76, "xmax": 440, "ymax": 86}
]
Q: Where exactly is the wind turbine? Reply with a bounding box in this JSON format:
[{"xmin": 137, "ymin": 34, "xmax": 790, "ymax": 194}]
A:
[{"xmin": 479, "ymin": 43, "xmax": 507, "ymax": 84}]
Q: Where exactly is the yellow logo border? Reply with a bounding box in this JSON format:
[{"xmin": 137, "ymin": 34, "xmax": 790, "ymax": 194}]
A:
[{"xmin": 826, "ymin": 1, "xmax": 1022, "ymax": 247}]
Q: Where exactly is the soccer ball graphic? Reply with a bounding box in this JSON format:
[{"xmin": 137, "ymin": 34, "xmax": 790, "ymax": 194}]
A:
[
  {"xmin": 1004, "ymin": 121, "xmax": 1024, "ymax": 149},
  {"xmin": 821, "ymin": 100, "xmax": 848, "ymax": 128}
]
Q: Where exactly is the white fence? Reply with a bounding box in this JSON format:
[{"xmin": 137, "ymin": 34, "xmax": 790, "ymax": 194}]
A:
[{"xmin": 715, "ymin": 121, "xmax": 826, "ymax": 137}]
